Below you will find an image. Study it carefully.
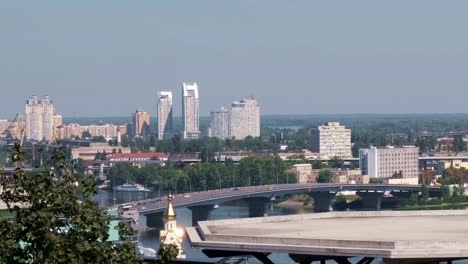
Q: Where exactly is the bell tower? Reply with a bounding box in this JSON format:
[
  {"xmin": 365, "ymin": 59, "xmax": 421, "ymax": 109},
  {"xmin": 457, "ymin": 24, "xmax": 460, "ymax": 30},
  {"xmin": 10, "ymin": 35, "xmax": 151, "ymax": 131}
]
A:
[{"xmin": 159, "ymin": 194, "xmax": 185, "ymax": 259}]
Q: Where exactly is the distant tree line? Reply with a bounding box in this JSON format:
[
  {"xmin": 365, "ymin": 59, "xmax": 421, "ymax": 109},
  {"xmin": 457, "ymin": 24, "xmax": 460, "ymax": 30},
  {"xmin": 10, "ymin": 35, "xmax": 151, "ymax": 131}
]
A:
[{"xmin": 108, "ymin": 156, "xmax": 296, "ymax": 193}]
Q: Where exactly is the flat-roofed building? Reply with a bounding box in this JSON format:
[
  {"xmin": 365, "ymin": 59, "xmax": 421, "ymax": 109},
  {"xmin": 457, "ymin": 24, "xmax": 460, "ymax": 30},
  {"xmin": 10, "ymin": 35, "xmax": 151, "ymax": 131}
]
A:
[
  {"xmin": 0, "ymin": 120, "xmax": 10, "ymax": 138},
  {"xmin": 157, "ymin": 91, "xmax": 173, "ymax": 140},
  {"xmin": 311, "ymin": 122, "xmax": 352, "ymax": 159},
  {"xmin": 25, "ymin": 95, "xmax": 56, "ymax": 141},
  {"xmin": 108, "ymin": 152, "xmax": 169, "ymax": 167},
  {"xmin": 228, "ymin": 97, "xmax": 260, "ymax": 140},
  {"xmin": 182, "ymin": 82, "xmax": 200, "ymax": 140},
  {"xmin": 54, "ymin": 123, "xmax": 127, "ymax": 140},
  {"xmin": 359, "ymin": 146, "xmax": 419, "ymax": 179},
  {"xmin": 132, "ymin": 109, "xmax": 150, "ymax": 138},
  {"xmin": 71, "ymin": 143, "xmax": 131, "ymax": 161},
  {"xmin": 210, "ymin": 107, "xmax": 229, "ymax": 139},
  {"xmin": 290, "ymin": 164, "xmax": 316, "ymax": 184}
]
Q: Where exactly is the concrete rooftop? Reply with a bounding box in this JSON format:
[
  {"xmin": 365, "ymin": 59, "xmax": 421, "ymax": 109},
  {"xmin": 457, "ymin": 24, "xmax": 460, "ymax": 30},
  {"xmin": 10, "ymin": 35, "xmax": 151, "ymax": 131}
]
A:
[{"xmin": 186, "ymin": 210, "xmax": 468, "ymax": 259}]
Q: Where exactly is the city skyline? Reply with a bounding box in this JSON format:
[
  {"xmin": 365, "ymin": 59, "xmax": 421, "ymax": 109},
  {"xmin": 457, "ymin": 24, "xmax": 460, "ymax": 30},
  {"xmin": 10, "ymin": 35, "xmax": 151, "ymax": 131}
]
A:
[{"xmin": 1, "ymin": 1, "xmax": 468, "ymax": 117}]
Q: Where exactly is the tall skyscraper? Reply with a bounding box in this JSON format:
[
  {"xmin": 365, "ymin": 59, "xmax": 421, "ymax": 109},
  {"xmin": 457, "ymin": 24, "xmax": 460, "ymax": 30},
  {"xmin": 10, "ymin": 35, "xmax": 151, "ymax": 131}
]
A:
[
  {"xmin": 25, "ymin": 95, "xmax": 56, "ymax": 141},
  {"xmin": 182, "ymin": 82, "xmax": 200, "ymax": 140},
  {"xmin": 311, "ymin": 122, "xmax": 352, "ymax": 159},
  {"xmin": 228, "ymin": 97, "xmax": 260, "ymax": 140},
  {"xmin": 132, "ymin": 109, "xmax": 150, "ymax": 138},
  {"xmin": 157, "ymin": 91, "xmax": 173, "ymax": 140},
  {"xmin": 210, "ymin": 107, "xmax": 229, "ymax": 139}
]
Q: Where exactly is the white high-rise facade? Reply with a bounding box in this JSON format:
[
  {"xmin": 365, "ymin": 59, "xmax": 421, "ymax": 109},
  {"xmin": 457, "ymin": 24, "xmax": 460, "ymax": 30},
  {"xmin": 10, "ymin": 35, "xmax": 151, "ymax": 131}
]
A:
[
  {"xmin": 25, "ymin": 95, "xmax": 56, "ymax": 141},
  {"xmin": 182, "ymin": 82, "xmax": 200, "ymax": 140},
  {"xmin": 157, "ymin": 91, "xmax": 173, "ymax": 140},
  {"xmin": 228, "ymin": 97, "xmax": 260, "ymax": 140},
  {"xmin": 311, "ymin": 122, "xmax": 352, "ymax": 159},
  {"xmin": 210, "ymin": 107, "xmax": 229, "ymax": 139},
  {"xmin": 359, "ymin": 146, "xmax": 419, "ymax": 179}
]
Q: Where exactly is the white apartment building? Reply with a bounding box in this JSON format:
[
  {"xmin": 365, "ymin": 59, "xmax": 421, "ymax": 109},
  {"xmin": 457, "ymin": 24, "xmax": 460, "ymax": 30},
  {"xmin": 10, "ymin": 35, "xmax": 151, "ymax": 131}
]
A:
[
  {"xmin": 311, "ymin": 122, "xmax": 352, "ymax": 159},
  {"xmin": 182, "ymin": 82, "xmax": 200, "ymax": 140},
  {"xmin": 25, "ymin": 95, "xmax": 57, "ymax": 141},
  {"xmin": 228, "ymin": 97, "xmax": 260, "ymax": 140},
  {"xmin": 359, "ymin": 146, "xmax": 419, "ymax": 179},
  {"xmin": 210, "ymin": 107, "xmax": 229, "ymax": 139},
  {"xmin": 157, "ymin": 91, "xmax": 173, "ymax": 140},
  {"xmin": 55, "ymin": 123, "xmax": 127, "ymax": 140}
]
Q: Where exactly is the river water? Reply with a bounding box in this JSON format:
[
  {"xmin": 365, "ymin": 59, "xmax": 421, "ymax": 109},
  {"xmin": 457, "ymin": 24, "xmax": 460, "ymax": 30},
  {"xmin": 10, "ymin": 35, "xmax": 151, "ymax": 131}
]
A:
[
  {"xmin": 93, "ymin": 189, "xmax": 315, "ymax": 263},
  {"xmin": 92, "ymin": 190, "xmax": 467, "ymax": 264}
]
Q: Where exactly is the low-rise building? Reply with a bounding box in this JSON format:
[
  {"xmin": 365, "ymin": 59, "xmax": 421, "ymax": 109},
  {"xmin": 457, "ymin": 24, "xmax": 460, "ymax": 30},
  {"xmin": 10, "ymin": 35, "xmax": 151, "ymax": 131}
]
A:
[
  {"xmin": 278, "ymin": 151, "xmax": 320, "ymax": 161},
  {"xmin": 436, "ymin": 159, "xmax": 468, "ymax": 174},
  {"xmin": 359, "ymin": 146, "xmax": 419, "ymax": 179},
  {"xmin": 55, "ymin": 123, "xmax": 128, "ymax": 140},
  {"xmin": 291, "ymin": 164, "xmax": 316, "ymax": 184},
  {"xmin": 71, "ymin": 143, "xmax": 131, "ymax": 162},
  {"xmin": 0, "ymin": 119, "xmax": 10, "ymax": 138},
  {"xmin": 108, "ymin": 152, "xmax": 169, "ymax": 167},
  {"xmin": 384, "ymin": 178, "xmax": 419, "ymax": 185},
  {"xmin": 290, "ymin": 166, "xmax": 368, "ymax": 185}
]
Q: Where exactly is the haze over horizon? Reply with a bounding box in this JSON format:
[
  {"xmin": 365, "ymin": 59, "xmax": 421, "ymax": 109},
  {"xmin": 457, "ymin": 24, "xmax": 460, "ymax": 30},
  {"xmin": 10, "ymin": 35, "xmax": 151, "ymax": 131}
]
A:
[{"xmin": 1, "ymin": 1, "xmax": 467, "ymax": 118}]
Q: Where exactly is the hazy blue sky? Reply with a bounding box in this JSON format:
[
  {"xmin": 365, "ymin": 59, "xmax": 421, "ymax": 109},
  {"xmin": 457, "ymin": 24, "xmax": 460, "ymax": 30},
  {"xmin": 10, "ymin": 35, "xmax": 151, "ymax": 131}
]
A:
[{"xmin": 1, "ymin": 1, "xmax": 467, "ymax": 117}]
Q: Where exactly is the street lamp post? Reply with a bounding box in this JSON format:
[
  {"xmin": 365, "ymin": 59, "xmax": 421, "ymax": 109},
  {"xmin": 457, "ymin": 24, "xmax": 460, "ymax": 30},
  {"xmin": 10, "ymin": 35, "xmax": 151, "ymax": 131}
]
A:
[{"xmin": 174, "ymin": 176, "xmax": 177, "ymax": 195}]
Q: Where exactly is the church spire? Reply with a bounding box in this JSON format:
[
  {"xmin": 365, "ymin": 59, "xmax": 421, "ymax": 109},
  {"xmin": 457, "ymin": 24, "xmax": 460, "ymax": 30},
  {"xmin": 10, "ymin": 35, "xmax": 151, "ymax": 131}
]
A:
[
  {"xmin": 164, "ymin": 193, "xmax": 176, "ymax": 221},
  {"xmin": 159, "ymin": 192, "xmax": 185, "ymax": 259}
]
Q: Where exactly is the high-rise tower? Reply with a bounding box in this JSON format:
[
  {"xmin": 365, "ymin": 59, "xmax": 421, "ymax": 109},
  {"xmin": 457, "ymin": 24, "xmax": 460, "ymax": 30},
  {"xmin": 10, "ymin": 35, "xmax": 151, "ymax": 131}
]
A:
[
  {"xmin": 210, "ymin": 107, "xmax": 229, "ymax": 139},
  {"xmin": 182, "ymin": 82, "xmax": 200, "ymax": 140},
  {"xmin": 157, "ymin": 91, "xmax": 173, "ymax": 140},
  {"xmin": 25, "ymin": 95, "xmax": 56, "ymax": 141},
  {"xmin": 131, "ymin": 109, "xmax": 150, "ymax": 138},
  {"xmin": 228, "ymin": 97, "xmax": 260, "ymax": 140}
]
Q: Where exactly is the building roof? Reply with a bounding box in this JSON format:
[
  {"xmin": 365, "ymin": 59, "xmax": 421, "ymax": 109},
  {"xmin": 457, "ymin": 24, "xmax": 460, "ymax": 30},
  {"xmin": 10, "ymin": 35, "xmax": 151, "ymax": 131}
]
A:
[
  {"xmin": 164, "ymin": 195, "xmax": 176, "ymax": 220},
  {"xmin": 109, "ymin": 152, "xmax": 168, "ymax": 160}
]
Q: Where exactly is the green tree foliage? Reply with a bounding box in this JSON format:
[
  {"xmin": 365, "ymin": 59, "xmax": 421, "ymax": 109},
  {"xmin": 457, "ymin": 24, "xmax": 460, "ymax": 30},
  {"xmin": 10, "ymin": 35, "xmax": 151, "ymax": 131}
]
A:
[
  {"xmin": 108, "ymin": 156, "xmax": 294, "ymax": 194},
  {"xmin": 91, "ymin": 135, "xmax": 107, "ymax": 143},
  {"xmin": 317, "ymin": 169, "xmax": 332, "ymax": 183},
  {"xmin": 0, "ymin": 144, "xmax": 142, "ymax": 264},
  {"xmin": 81, "ymin": 131, "xmax": 92, "ymax": 139},
  {"xmin": 415, "ymin": 136, "xmax": 437, "ymax": 152},
  {"xmin": 440, "ymin": 178, "xmax": 451, "ymax": 201},
  {"xmin": 329, "ymin": 156, "xmax": 344, "ymax": 169},
  {"xmin": 420, "ymin": 184, "xmax": 429, "ymax": 205},
  {"xmin": 155, "ymin": 244, "xmax": 179, "ymax": 264},
  {"xmin": 443, "ymin": 166, "xmax": 468, "ymax": 185},
  {"xmin": 452, "ymin": 136, "xmax": 467, "ymax": 153}
]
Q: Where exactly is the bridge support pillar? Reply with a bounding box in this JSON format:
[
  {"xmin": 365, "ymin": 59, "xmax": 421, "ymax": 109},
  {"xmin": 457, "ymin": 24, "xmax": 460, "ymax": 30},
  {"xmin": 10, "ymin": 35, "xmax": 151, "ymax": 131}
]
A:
[
  {"xmin": 188, "ymin": 205, "xmax": 214, "ymax": 226},
  {"xmin": 357, "ymin": 191, "xmax": 384, "ymax": 210},
  {"xmin": 143, "ymin": 212, "xmax": 165, "ymax": 229},
  {"xmin": 390, "ymin": 191, "xmax": 413, "ymax": 204},
  {"xmin": 311, "ymin": 192, "xmax": 336, "ymax": 212},
  {"xmin": 139, "ymin": 214, "xmax": 147, "ymax": 228},
  {"xmin": 247, "ymin": 197, "xmax": 271, "ymax": 217}
]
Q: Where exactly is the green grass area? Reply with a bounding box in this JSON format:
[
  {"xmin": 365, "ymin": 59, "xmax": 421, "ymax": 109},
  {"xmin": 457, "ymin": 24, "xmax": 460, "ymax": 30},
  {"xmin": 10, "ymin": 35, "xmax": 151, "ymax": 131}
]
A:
[{"xmin": 401, "ymin": 202, "xmax": 468, "ymax": 210}]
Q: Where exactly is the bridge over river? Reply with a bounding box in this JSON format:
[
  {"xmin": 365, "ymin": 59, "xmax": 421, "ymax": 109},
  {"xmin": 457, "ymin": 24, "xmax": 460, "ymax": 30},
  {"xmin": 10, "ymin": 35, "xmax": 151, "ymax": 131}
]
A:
[{"xmin": 116, "ymin": 183, "xmax": 440, "ymax": 228}]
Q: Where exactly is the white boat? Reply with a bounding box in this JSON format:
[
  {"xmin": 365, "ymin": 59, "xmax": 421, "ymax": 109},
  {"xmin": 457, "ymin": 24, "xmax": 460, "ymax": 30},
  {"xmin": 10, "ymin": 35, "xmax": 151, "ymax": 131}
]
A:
[{"xmin": 114, "ymin": 183, "xmax": 150, "ymax": 192}]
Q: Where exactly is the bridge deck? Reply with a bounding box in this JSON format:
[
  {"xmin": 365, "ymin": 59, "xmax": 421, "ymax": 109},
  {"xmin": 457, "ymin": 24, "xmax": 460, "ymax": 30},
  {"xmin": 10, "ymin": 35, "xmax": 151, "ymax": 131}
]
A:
[{"xmin": 123, "ymin": 184, "xmax": 439, "ymax": 215}]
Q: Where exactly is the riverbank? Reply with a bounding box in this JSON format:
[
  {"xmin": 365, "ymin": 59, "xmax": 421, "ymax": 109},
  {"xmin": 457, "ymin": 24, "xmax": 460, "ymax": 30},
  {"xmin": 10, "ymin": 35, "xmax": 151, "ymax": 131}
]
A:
[
  {"xmin": 275, "ymin": 194, "xmax": 313, "ymax": 209},
  {"xmin": 401, "ymin": 202, "xmax": 468, "ymax": 210}
]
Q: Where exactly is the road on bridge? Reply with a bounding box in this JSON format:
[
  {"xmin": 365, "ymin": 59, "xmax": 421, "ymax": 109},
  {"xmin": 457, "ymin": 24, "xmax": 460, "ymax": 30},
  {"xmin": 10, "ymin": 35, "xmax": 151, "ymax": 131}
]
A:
[{"xmin": 115, "ymin": 183, "xmax": 438, "ymax": 215}]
